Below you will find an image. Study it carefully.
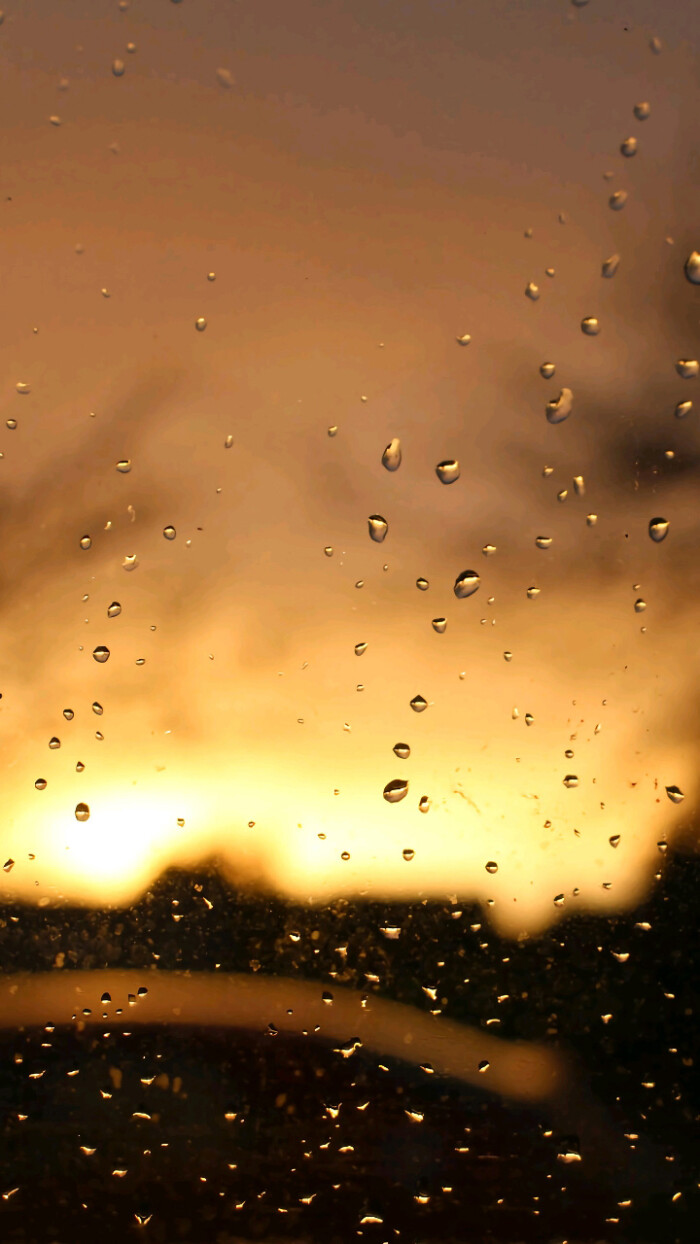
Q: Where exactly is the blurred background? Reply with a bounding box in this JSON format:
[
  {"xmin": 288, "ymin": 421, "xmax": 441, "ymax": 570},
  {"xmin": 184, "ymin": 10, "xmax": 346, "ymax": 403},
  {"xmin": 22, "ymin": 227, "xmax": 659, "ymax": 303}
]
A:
[{"xmin": 0, "ymin": 0, "xmax": 698, "ymax": 1240}]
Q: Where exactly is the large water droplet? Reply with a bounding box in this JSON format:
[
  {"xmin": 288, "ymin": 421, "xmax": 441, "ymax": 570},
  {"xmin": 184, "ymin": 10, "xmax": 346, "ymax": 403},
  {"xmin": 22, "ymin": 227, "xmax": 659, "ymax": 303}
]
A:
[
  {"xmin": 393, "ymin": 742, "xmax": 410, "ymax": 759},
  {"xmin": 665, "ymin": 785, "xmax": 685, "ymax": 804},
  {"xmin": 410, "ymin": 695, "xmax": 428, "ymax": 713},
  {"xmin": 92, "ymin": 645, "xmax": 110, "ymax": 663},
  {"xmin": 75, "ymin": 802, "xmax": 90, "ymax": 822},
  {"xmin": 163, "ymin": 525, "xmax": 176, "ymax": 540},
  {"xmin": 383, "ymin": 779, "xmax": 408, "ymax": 803},
  {"xmin": 381, "ymin": 439, "xmax": 402, "ymax": 471},
  {"xmin": 485, "ymin": 861, "xmax": 498, "ymax": 874},
  {"xmin": 563, "ymin": 774, "xmax": 579, "ymax": 788},
  {"xmin": 684, "ymin": 252, "xmax": 700, "ymax": 285},
  {"xmin": 675, "ymin": 359, "xmax": 699, "ymax": 379},
  {"xmin": 107, "ymin": 601, "xmax": 121, "ymax": 618},
  {"xmin": 435, "ymin": 460, "xmax": 460, "ymax": 485},
  {"xmin": 620, "ymin": 136, "xmax": 637, "ymax": 157},
  {"xmin": 546, "ymin": 388, "xmax": 573, "ymax": 424},
  {"xmin": 633, "ymin": 101, "xmax": 650, "ymax": 120},
  {"xmin": 431, "ymin": 617, "xmax": 447, "ymax": 633},
  {"xmin": 649, "ymin": 517, "xmax": 669, "ymax": 543},
  {"xmin": 602, "ymin": 253, "xmax": 620, "ymax": 278},
  {"xmin": 609, "ymin": 190, "xmax": 628, "ymax": 211},
  {"xmin": 581, "ymin": 317, "xmax": 600, "ymax": 335},
  {"xmin": 368, "ymin": 515, "xmax": 388, "ymax": 542},
  {"xmin": 454, "ymin": 570, "xmax": 480, "ymax": 599}
]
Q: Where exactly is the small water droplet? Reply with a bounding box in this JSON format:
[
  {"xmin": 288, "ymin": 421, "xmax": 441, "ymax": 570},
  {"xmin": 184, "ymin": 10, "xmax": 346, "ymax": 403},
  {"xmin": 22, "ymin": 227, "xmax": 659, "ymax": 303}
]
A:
[
  {"xmin": 393, "ymin": 742, "xmax": 410, "ymax": 760},
  {"xmin": 482, "ymin": 543, "xmax": 497, "ymax": 556},
  {"xmin": 75, "ymin": 802, "xmax": 90, "ymax": 822},
  {"xmin": 35, "ymin": 778, "xmax": 47, "ymax": 790},
  {"xmin": 609, "ymin": 190, "xmax": 628, "ymax": 211},
  {"xmin": 454, "ymin": 570, "xmax": 480, "ymax": 599},
  {"xmin": 383, "ymin": 779, "xmax": 408, "ymax": 803},
  {"xmin": 15, "ymin": 382, "xmax": 31, "ymax": 395},
  {"xmin": 586, "ymin": 513, "xmax": 598, "ymax": 526},
  {"xmin": 3, "ymin": 858, "xmax": 14, "ymax": 873},
  {"xmin": 410, "ymin": 695, "xmax": 428, "ymax": 713},
  {"xmin": 435, "ymin": 460, "xmax": 460, "ymax": 485},
  {"xmin": 163, "ymin": 525, "xmax": 176, "ymax": 540},
  {"xmin": 675, "ymin": 359, "xmax": 699, "ymax": 379},
  {"xmin": 431, "ymin": 617, "xmax": 447, "ymax": 633},
  {"xmin": 620, "ymin": 136, "xmax": 637, "ymax": 157},
  {"xmin": 665, "ymin": 785, "xmax": 685, "ymax": 804},
  {"xmin": 195, "ymin": 317, "xmax": 207, "ymax": 332},
  {"xmin": 525, "ymin": 282, "xmax": 540, "ymax": 301},
  {"xmin": 609, "ymin": 834, "xmax": 621, "ymax": 848},
  {"xmin": 48, "ymin": 737, "xmax": 61, "ymax": 749},
  {"xmin": 456, "ymin": 333, "xmax": 471, "ymax": 346},
  {"xmin": 5, "ymin": 418, "xmax": 16, "ymax": 430},
  {"xmin": 418, "ymin": 795, "xmax": 430, "ymax": 813},
  {"xmin": 649, "ymin": 35, "xmax": 662, "ymax": 55},
  {"xmin": 485, "ymin": 861, "xmax": 498, "ymax": 874},
  {"xmin": 649, "ymin": 517, "xmax": 669, "ymax": 543},
  {"xmin": 546, "ymin": 388, "xmax": 573, "ymax": 425},
  {"xmin": 381, "ymin": 439, "xmax": 402, "ymax": 471},
  {"xmin": 107, "ymin": 602, "xmax": 122, "ymax": 618},
  {"xmin": 80, "ymin": 535, "xmax": 92, "ymax": 550},
  {"xmin": 572, "ymin": 475, "xmax": 585, "ymax": 496},
  {"xmin": 563, "ymin": 774, "xmax": 579, "ymax": 788},
  {"xmin": 416, "ymin": 577, "xmax": 429, "ymax": 591},
  {"xmin": 602, "ymin": 253, "xmax": 620, "ymax": 278},
  {"xmin": 327, "ymin": 425, "xmax": 338, "ymax": 438},
  {"xmin": 503, "ymin": 650, "xmax": 513, "ymax": 662},
  {"xmin": 527, "ymin": 585, "xmax": 541, "ymax": 598},
  {"xmin": 402, "ymin": 848, "xmax": 415, "ymax": 861},
  {"xmin": 683, "ymin": 251, "xmax": 700, "ymax": 285},
  {"xmin": 633, "ymin": 101, "xmax": 650, "ymax": 121},
  {"xmin": 92, "ymin": 701, "xmax": 103, "ymax": 715},
  {"xmin": 581, "ymin": 317, "xmax": 600, "ymax": 335},
  {"xmin": 675, "ymin": 399, "xmax": 693, "ymax": 419},
  {"xmin": 535, "ymin": 535, "xmax": 553, "ymax": 549},
  {"xmin": 122, "ymin": 554, "xmax": 139, "ymax": 571},
  {"xmin": 634, "ymin": 598, "xmax": 647, "ymax": 613},
  {"xmin": 62, "ymin": 708, "xmax": 74, "ymax": 721},
  {"xmin": 354, "ymin": 642, "xmax": 367, "ymax": 657},
  {"xmin": 116, "ymin": 459, "xmax": 131, "ymax": 473},
  {"xmin": 76, "ymin": 760, "xmax": 85, "ymax": 772},
  {"xmin": 92, "ymin": 645, "xmax": 110, "ymax": 663},
  {"xmin": 368, "ymin": 515, "xmax": 388, "ymax": 543},
  {"xmin": 112, "ymin": 57, "xmax": 125, "ymax": 76},
  {"xmin": 49, "ymin": 114, "xmax": 62, "ymax": 126},
  {"xmin": 540, "ymin": 362, "xmax": 556, "ymax": 379}
]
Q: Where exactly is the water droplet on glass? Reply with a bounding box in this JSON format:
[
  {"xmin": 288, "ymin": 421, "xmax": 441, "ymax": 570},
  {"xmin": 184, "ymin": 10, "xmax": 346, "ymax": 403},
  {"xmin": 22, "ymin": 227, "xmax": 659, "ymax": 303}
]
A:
[
  {"xmin": 535, "ymin": 535, "xmax": 553, "ymax": 549},
  {"xmin": 163, "ymin": 525, "xmax": 176, "ymax": 540},
  {"xmin": 381, "ymin": 438, "xmax": 402, "ymax": 471},
  {"xmin": 402, "ymin": 848, "xmax": 415, "ymax": 861},
  {"xmin": 368, "ymin": 515, "xmax": 388, "ymax": 543},
  {"xmin": 485, "ymin": 861, "xmax": 498, "ymax": 874},
  {"xmin": 482, "ymin": 543, "xmax": 497, "ymax": 556},
  {"xmin": 609, "ymin": 190, "xmax": 628, "ymax": 211},
  {"xmin": 410, "ymin": 695, "xmax": 428, "ymax": 713},
  {"xmin": 15, "ymin": 381, "xmax": 31, "ymax": 395},
  {"xmin": 581, "ymin": 317, "xmax": 600, "ymax": 335},
  {"xmin": 456, "ymin": 334, "xmax": 471, "ymax": 346},
  {"xmin": 416, "ymin": 577, "xmax": 429, "ymax": 591},
  {"xmin": 383, "ymin": 779, "xmax": 408, "ymax": 803},
  {"xmin": 665, "ymin": 785, "xmax": 685, "ymax": 804},
  {"xmin": 649, "ymin": 517, "xmax": 669, "ymax": 543},
  {"xmin": 92, "ymin": 702, "xmax": 103, "ymax": 715},
  {"xmin": 609, "ymin": 834, "xmax": 621, "ymax": 848},
  {"xmin": 431, "ymin": 617, "xmax": 447, "ymax": 633},
  {"xmin": 418, "ymin": 795, "xmax": 430, "ymax": 813},
  {"xmin": 116, "ymin": 459, "xmax": 131, "ymax": 473},
  {"xmin": 393, "ymin": 742, "xmax": 410, "ymax": 759},
  {"xmin": 454, "ymin": 570, "xmax": 480, "ymax": 599},
  {"xmin": 107, "ymin": 601, "xmax": 121, "ymax": 618},
  {"xmin": 76, "ymin": 760, "xmax": 85, "ymax": 773},
  {"xmin": 602, "ymin": 253, "xmax": 620, "ymax": 278},
  {"xmin": 563, "ymin": 774, "xmax": 579, "ymax": 788},
  {"xmin": 683, "ymin": 252, "xmax": 700, "ymax": 285},
  {"xmin": 216, "ymin": 66, "xmax": 234, "ymax": 88},
  {"xmin": 527, "ymin": 585, "xmax": 541, "ymax": 598},
  {"xmin": 435, "ymin": 460, "xmax": 460, "ymax": 485},
  {"xmin": 675, "ymin": 400, "xmax": 693, "ymax": 419},
  {"xmin": 675, "ymin": 359, "xmax": 699, "ymax": 379},
  {"xmin": 92, "ymin": 645, "xmax": 110, "ymax": 663},
  {"xmin": 327, "ymin": 425, "xmax": 338, "ymax": 438},
  {"xmin": 3, "ymin": 858, "xmax": 14, "ymax": 873},
  {"xmin": 540, "ymin": 362, "xmax": 556, "ymax": 379},
  {"xmin": 546, "ymin": 388, "xmax": 573, "ymax": 424},
  {"xmin": 75, "ymin": 802, "xmax": 90, "ymax": 822},
  {"xmin": 354, "ymin": 642, "xmax": 367, "ymax": 656},
  {"xmin": 62, "ymin": 708, "xmax": 74, "ymax": 721},
  {"xmin": 195, "ymin": 317, "xmax": 207, "ymax": 332},
  {"xmin": 649, "ymin": 35, "xmax": 662, "ymax": 54},
  {"xmin": 5, "ymin": 418, "xmax": 16, "ymax": 430},
  {"xmin": 633, "ymin": 101, "xmax": 650, "ymax": 121},
  {"xmin": 122, "ymin": 554, "xmax": 138, "ymax": 571},
  {"xmin": 48, "ymin": 737, "xmax": 61, "ymax": 749},
  {"xmin": 525, "ymin": 282, "xmax": 540, "ymax": 301},
  {"xmin": 586, "ymin": 513, "xmax": 598, "ymax": 527},
  {"xmin": 80, "ymin": 535, "xmax": 92, "ymax": 550},
  {"xmin": 634, "ymin": 598, "xmax": 647, "ymax": 613},
  {"xmin": 620, "ymin": 136, "xmax": 637, "ymax": 157},
  {"xmin": 35, "ymin": 778, "xmax": 47, "ymax": 790}
]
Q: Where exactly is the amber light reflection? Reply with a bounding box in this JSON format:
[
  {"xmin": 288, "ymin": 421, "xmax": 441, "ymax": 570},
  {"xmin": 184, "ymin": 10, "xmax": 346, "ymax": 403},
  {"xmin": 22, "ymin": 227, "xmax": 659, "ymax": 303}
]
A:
[{"xmin": 0, "ymin": 0, "xmax": 698, "ymax": 935}]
